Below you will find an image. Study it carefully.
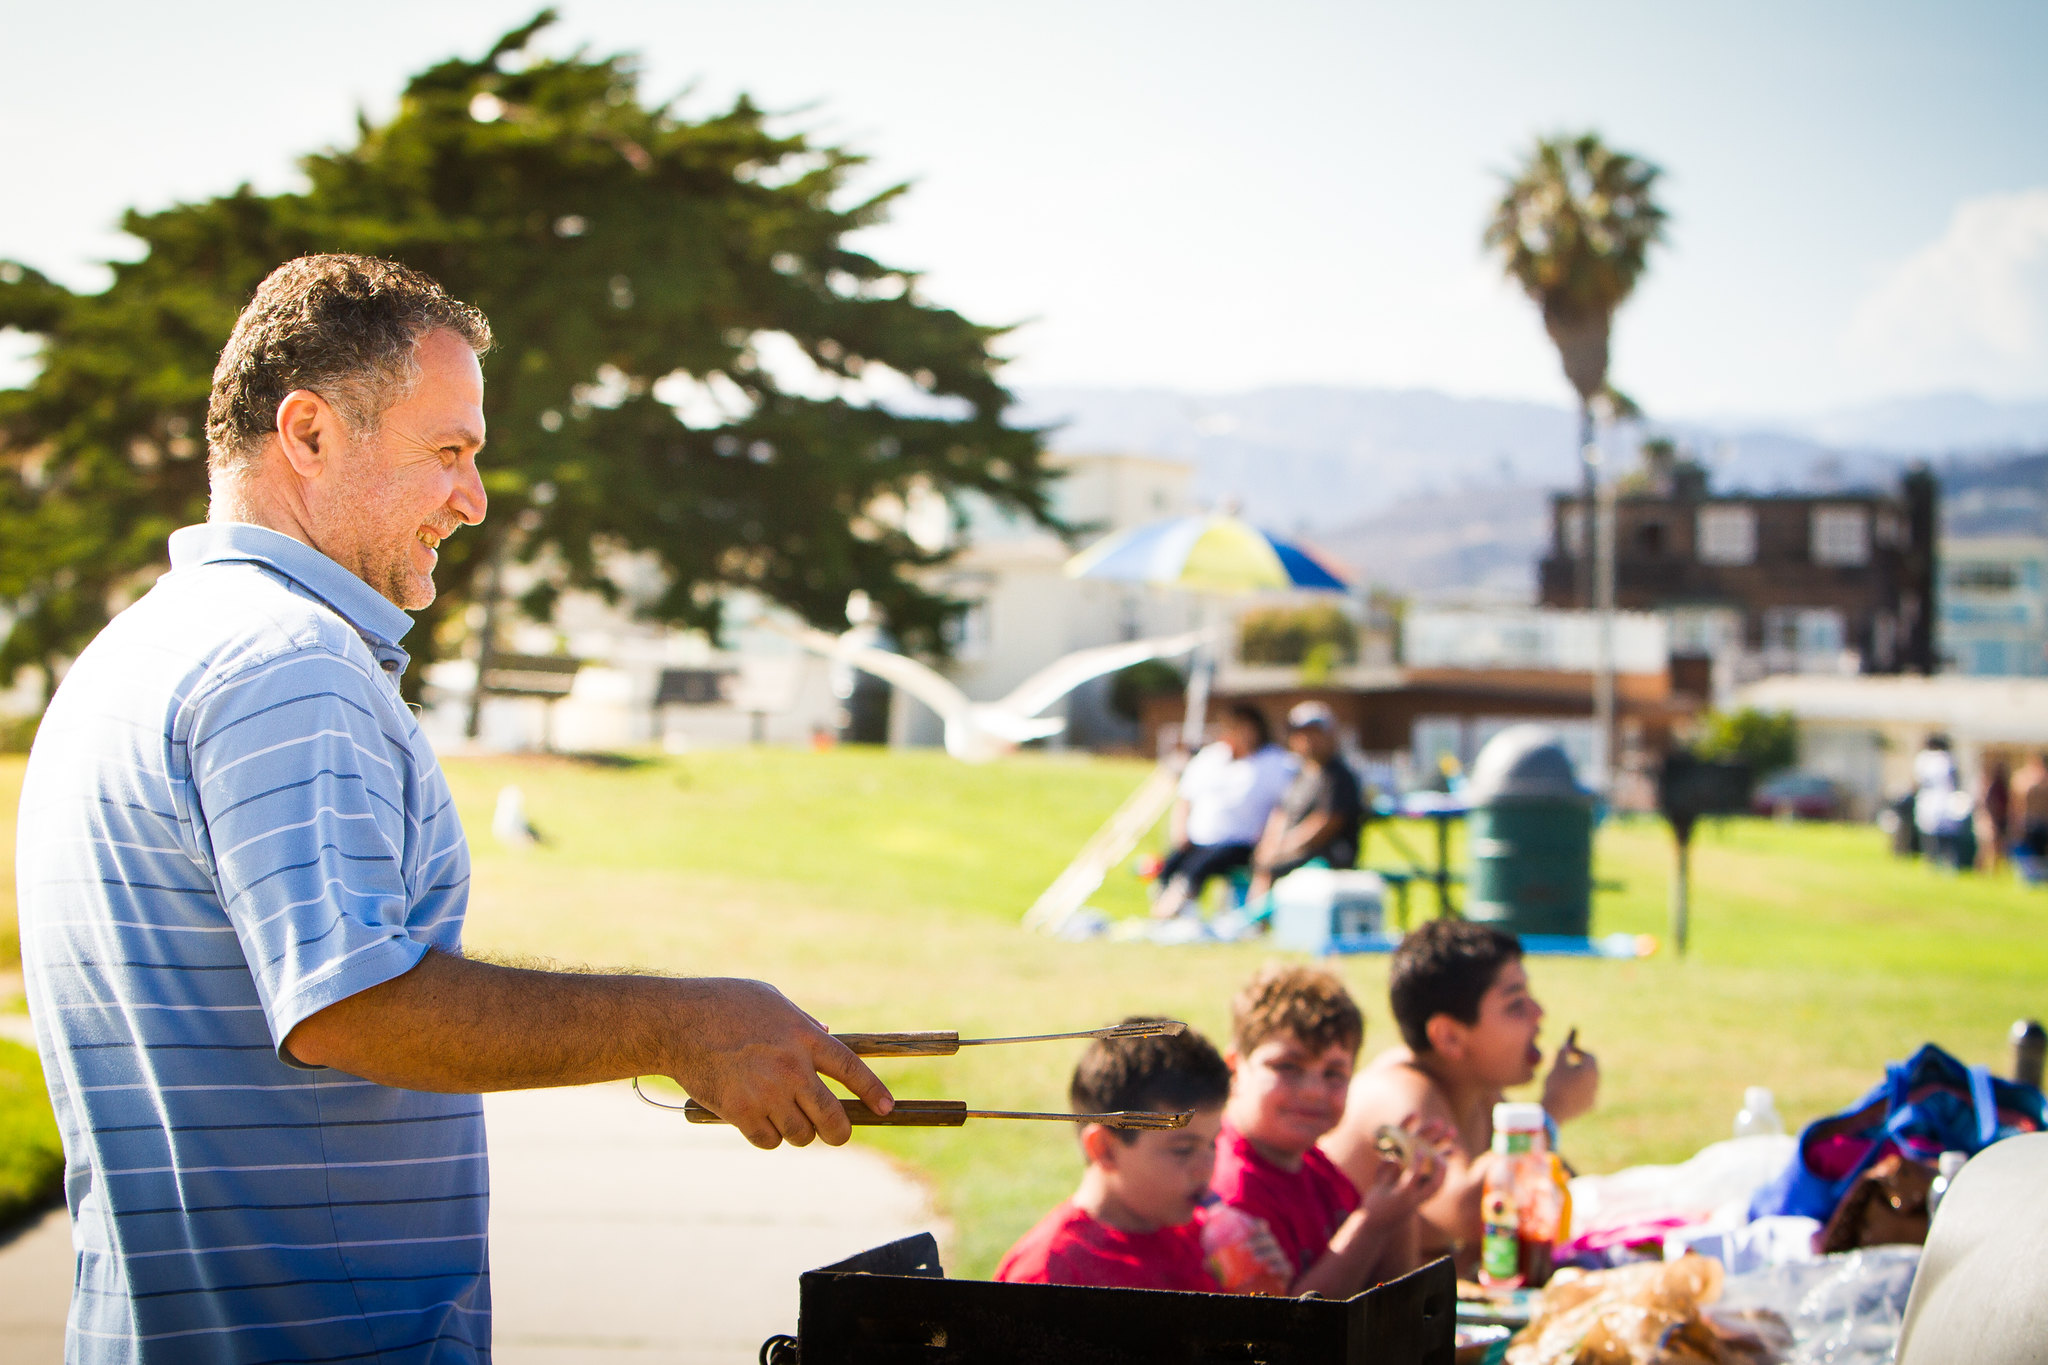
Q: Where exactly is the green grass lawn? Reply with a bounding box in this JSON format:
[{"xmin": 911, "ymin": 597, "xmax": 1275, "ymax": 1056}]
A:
[
  {"xmin": 4, "ymin": 748, "xmax": 2047, "ymax": 1273},
  {"xmin": 0, "ymin": 753, "xmax": 20, "ymax": 985},
  {"xmin": 0, "ymin": 1038, "xmax": 62, "ymax": 1229}
]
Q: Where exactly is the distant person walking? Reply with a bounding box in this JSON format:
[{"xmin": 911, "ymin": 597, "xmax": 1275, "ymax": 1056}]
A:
[
  {"xmin": 1912, "ymin": 734, "xmax": 1968, "ymax": 870},
  {"xmin": 2011, "ymin": 754, "xmax": 2048, "ymax": 867},
  {"xmin": 1978, "ymin": 757, "xmax": 2013, "ymax": 872}
]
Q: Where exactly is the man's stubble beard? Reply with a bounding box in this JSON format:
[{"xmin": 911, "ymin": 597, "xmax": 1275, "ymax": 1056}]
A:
[{"xmin": 325, "ymin": 453, "xmax": 439, "ymax": 612}]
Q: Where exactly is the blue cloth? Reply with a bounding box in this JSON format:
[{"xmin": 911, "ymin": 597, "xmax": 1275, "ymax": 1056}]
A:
[{"xmin": 18, "ymin": 523, "xmax": 488, "ymax": 1363}]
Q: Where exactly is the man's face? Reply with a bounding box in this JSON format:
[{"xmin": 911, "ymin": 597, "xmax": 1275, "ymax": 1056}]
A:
[
  {"xmin": 312, "ymin": 328, "xmax": 486, "ymax": 609},
  {"xmin": 1099, "ymin": 1105, "xmax": 1223, "ymax": 1230},
  {"xmin": 1228, "ymin": 1032, "xmax": 1355, "ymax": 1158},
  {"xmin": 1224, "ymin": 719, "xmax": 1262, "ymax": 758},
  {"xmin": 1288, "ymin": 725, "xmax": 1335, "ymax": 762},
  {"xmin": 1451, "ymin": 959, "xmax": 1545, "ymax": 1088}
]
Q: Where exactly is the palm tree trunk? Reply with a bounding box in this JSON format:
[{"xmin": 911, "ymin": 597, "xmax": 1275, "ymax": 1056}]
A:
[{"xmin": 1577, "ymin": 398, "xmax": 1597, "ymax": 610}]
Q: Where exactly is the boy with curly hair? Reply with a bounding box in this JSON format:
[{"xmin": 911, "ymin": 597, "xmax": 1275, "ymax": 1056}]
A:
[{"xmin": 1211, "ymin": 964, "xmax": 1446, "ymax": 1296}]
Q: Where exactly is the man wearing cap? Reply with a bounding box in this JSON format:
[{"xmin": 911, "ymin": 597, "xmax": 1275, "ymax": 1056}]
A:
[{"xmin": 1246, "ymin": 701, "xmax": 1365, "ymax": 900}]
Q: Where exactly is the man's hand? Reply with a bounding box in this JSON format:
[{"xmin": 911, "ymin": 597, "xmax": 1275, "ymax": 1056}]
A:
[
  {"xmin": 283, "ymin": 952, "xmax": 893, "ymax": 1147},
  {"xmin": 663, "ymin": 978, "xmax": 894, "ymax": 1150},
  {"xmin": 1540, "ymin": 1027, "xmax": 1599, "ymax": 1124}
]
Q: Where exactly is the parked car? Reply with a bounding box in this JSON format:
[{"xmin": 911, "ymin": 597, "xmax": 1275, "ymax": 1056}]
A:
[{"xmin": 1751, "ymin": 771, "xmax": 1845, "ymax": 820}]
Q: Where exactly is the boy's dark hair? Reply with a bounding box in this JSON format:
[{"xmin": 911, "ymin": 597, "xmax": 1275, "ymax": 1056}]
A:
[
  {"xmin": 1230, "ymin": 964, "xmax": 1363, "ymax": 1059},
  {"xmin": 1070, "ymin": 1017, "xmax": 1230, "ymax": 1145},
  {"xmin": 1388, "ymin": 919, "xmax": 1523, "ymax": 1052},
  {"xmin": 1226, "ymin": 703, "xmax": 1272, "ymax": 749}
]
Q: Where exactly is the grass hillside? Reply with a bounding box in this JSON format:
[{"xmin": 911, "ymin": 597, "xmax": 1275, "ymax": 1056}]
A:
[{"xmin": 5, "ymin": 749, "xmax": 2045, "ymax": 1273}]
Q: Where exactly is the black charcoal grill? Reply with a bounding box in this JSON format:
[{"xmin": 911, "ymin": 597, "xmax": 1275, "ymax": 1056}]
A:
[{"xmin": 760, "ymin": 1233, "xmax": 1456, "ymax": 1365}]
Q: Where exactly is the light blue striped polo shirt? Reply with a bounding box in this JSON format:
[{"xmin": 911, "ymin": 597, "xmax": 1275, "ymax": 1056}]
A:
[{"xmin": 19, "ymin": 522, "xmax": 489, "ymax": 1363}]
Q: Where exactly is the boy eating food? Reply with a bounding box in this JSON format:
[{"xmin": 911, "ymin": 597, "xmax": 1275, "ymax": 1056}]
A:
[
  {"xmin": 995, "ymin": 1017, "xmax": 1237, "ymax": 1291},
  {"xmin": 1321, "ymin": 919, "xmax": 1598, "ymax": 1275},
  {"xmin": 1212, "ymin": 964, "xmax": 1446, "ymax": 1297}
]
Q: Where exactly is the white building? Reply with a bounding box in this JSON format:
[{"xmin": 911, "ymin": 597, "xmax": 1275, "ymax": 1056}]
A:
[
  {"xmin": 1398, "ymin": 607, "xmax": 1672, "ymax": 781},
  {"xmin": 1401, "ymin": 608, "xmax": 1668, "ymax": 675},
  {"xmin": 1730, "ymin": 673, "xmax": 2048, "ymax": 817}
]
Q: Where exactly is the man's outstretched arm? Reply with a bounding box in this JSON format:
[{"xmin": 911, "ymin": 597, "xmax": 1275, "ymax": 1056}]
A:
[{"xmin": 284, "ymin": 949, "xmax": 892, "ymax": 1150}]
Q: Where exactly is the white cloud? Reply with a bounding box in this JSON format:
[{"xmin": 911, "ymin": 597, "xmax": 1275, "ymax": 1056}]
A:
[{"xmin": 1842, "ymin": 188, "xmax": 2048, "ymax": 398}]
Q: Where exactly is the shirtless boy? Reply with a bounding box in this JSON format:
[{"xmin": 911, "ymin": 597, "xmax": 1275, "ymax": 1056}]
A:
[{"xmin": 1319, "ymin": 920, "xmax": 1597, "ymax": 1273}]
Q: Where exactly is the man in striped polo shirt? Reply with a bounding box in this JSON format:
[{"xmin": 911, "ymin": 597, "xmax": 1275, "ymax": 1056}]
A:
[{"xmin": 17, "ymin": 255, "xmax": 893, "ymax": 1363}]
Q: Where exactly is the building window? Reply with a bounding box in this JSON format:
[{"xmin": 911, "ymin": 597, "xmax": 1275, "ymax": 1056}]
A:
[
  {"xmin": 1969, "ymin": 640, "xmax": 2010, "ymax": 675},
  {"xmin": 1951, "ymin": 562, "xmax": 2018, "ymax": 592},
  {"xmin": 1697, "ymin": 506, "xmax": 1756, "ymax": 565},
  {"xmin": 1763, "ymin": 607, "xmax": 1845, "ymax": 657},
  {"xmin": 1636, "ymin": 520, "xmax": 1666, "ymax": 557},
  {"xmin": 1812, "ymin": 506, "xmax": 1870, "ymax": 566},
  {"xmin": 1665, "ymin": 606, "xmax": 1742, "ymax": 655},
  {"xmin": 1560, "ymin": 507, "xmax": 1587, "ymax": 557}
]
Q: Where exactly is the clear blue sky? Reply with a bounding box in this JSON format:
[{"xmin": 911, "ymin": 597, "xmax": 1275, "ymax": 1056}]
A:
[{"xmin": 4, "ymin": 1, "xmax": 2045, "ymax": 415}]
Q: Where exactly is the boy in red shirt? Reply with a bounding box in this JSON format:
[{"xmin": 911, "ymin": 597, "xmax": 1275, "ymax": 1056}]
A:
[
  {"xmin": 996, "ymin": 1017, "xmax": 1238, "ymax": 1291},
  {"xmin": 1211, "ymin": 964, "xmax": 1448, "ymax": 1297}
]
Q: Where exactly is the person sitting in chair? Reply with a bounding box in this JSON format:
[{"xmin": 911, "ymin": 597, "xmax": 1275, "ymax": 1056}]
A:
[
  {"xmin": 1247, "ymin": 702, "xmax": 1363, "ymax": 901},
  {"xmin": 1151, "ymin": 704, "xmax": 1294, "ymax": 919}
]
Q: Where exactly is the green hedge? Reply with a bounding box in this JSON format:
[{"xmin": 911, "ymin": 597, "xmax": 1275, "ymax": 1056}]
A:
[{"xmin": 0, "ymin": 1039, "xmax": 63, "ymax": 1232}]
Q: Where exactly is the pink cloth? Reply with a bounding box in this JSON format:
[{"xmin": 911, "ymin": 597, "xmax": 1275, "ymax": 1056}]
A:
[
  {"xmin": 1559, "ymin": 1214, "xmax": 1702, "ymax": 1263},
  {"xmin": 994, "ymin": 1202, "xmax": 1218, "ymax": 1292},
  {"xmin": 1209, "ymin": 1122, "xmax": 1361, "ymax": 1280}
]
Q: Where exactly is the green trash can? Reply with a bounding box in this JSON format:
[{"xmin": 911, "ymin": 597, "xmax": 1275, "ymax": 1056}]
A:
[{"xmin": 1463, "ymin": 726, "xmax": 1592, "ymax": 937}]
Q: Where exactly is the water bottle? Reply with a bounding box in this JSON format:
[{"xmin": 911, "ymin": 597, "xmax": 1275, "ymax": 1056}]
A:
[
  {"xmin": 1733, "ymin": 1087, "xmax": 1785, "ymax": 1139},
  {"xmin": 2011, "ymin": 1019, "xmax": 2045, "ymax": 1090},
  {"xmin": 1928, "ymin": 1151, "xmax": 1968, "ymax": 1217}
]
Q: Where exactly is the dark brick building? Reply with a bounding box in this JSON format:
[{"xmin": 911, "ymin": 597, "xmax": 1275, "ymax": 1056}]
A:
[{"xmin": 1538, "ymin": 469, "xmax": 1937, "ymax": 677}]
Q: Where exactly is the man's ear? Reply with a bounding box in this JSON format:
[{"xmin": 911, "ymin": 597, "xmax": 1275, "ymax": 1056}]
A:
[
  {"xmin": 1225, "ymin": 1049, "xmax": 1241, "ymax": 1080},
  {"xmin": 274, "ymin": 389, "xmax": 341, "ymax": 478},
  {"xmin": 1424, "ymin": 1013, "xmax": 1466, "ymax": 1062},
  {"xmin": 1080, "ymin": 1123, "xmax": 1119, "ymax": 1168}
]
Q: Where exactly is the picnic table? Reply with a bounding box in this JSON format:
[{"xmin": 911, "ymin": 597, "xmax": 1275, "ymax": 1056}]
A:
[{"xmin": 1365, "ymin": 791, "xmax": 1470, "ymax": 923}]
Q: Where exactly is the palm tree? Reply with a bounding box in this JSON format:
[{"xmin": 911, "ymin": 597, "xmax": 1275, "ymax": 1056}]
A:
[{"xmin": 1484, "ymin": 132, "xmax": 1667, "ymax": 607}]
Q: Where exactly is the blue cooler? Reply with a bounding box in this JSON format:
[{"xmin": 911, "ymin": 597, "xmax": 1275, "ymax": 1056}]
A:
[{"xmin": 1271, "ymin": 869, "xmax": 1388, "ymax": 954}]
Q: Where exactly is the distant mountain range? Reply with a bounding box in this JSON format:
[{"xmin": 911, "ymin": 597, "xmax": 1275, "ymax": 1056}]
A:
[{"xmin": 1014, "ymin": 385, "xmax": 2048, "ymax": 600}]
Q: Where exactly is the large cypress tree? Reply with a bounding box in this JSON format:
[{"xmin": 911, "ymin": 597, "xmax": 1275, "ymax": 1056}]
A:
[{"xmin": 0, "ymin": 11, "xmax": 1056, "ymax": 699}]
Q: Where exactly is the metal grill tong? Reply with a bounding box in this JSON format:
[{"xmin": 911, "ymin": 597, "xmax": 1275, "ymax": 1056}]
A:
[{"xmin": 635, "ymin": 1019, "xmax": 1194, "ymax": 1130}]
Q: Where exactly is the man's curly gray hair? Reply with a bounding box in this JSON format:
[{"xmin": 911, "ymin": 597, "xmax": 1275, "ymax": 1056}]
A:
[{"xmin": 205, "ymin": 255, "xmax": 491, "ymax": 475}]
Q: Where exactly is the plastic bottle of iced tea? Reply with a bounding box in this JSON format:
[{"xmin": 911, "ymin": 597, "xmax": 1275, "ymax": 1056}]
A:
[{"xmin": 1478, "ymin": 1102, "xmax": 1564, "ymax": 1289}]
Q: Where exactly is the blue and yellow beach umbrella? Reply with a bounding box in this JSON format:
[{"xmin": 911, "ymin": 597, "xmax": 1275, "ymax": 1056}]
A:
[{"xmin": 1063, "ymin": 513, "xmax": 1349, "ymax": 593}]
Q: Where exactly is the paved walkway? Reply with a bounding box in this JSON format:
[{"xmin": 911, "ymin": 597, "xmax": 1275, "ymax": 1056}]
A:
[{"xmin": 0, "ymin": 1081, "xmax": 941, "ymax": 1362}]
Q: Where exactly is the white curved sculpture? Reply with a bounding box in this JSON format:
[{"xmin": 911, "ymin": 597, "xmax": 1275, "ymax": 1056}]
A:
[{"xmin": 786, "ymin": 624, "xmax": 1210, "ymax": 762}]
